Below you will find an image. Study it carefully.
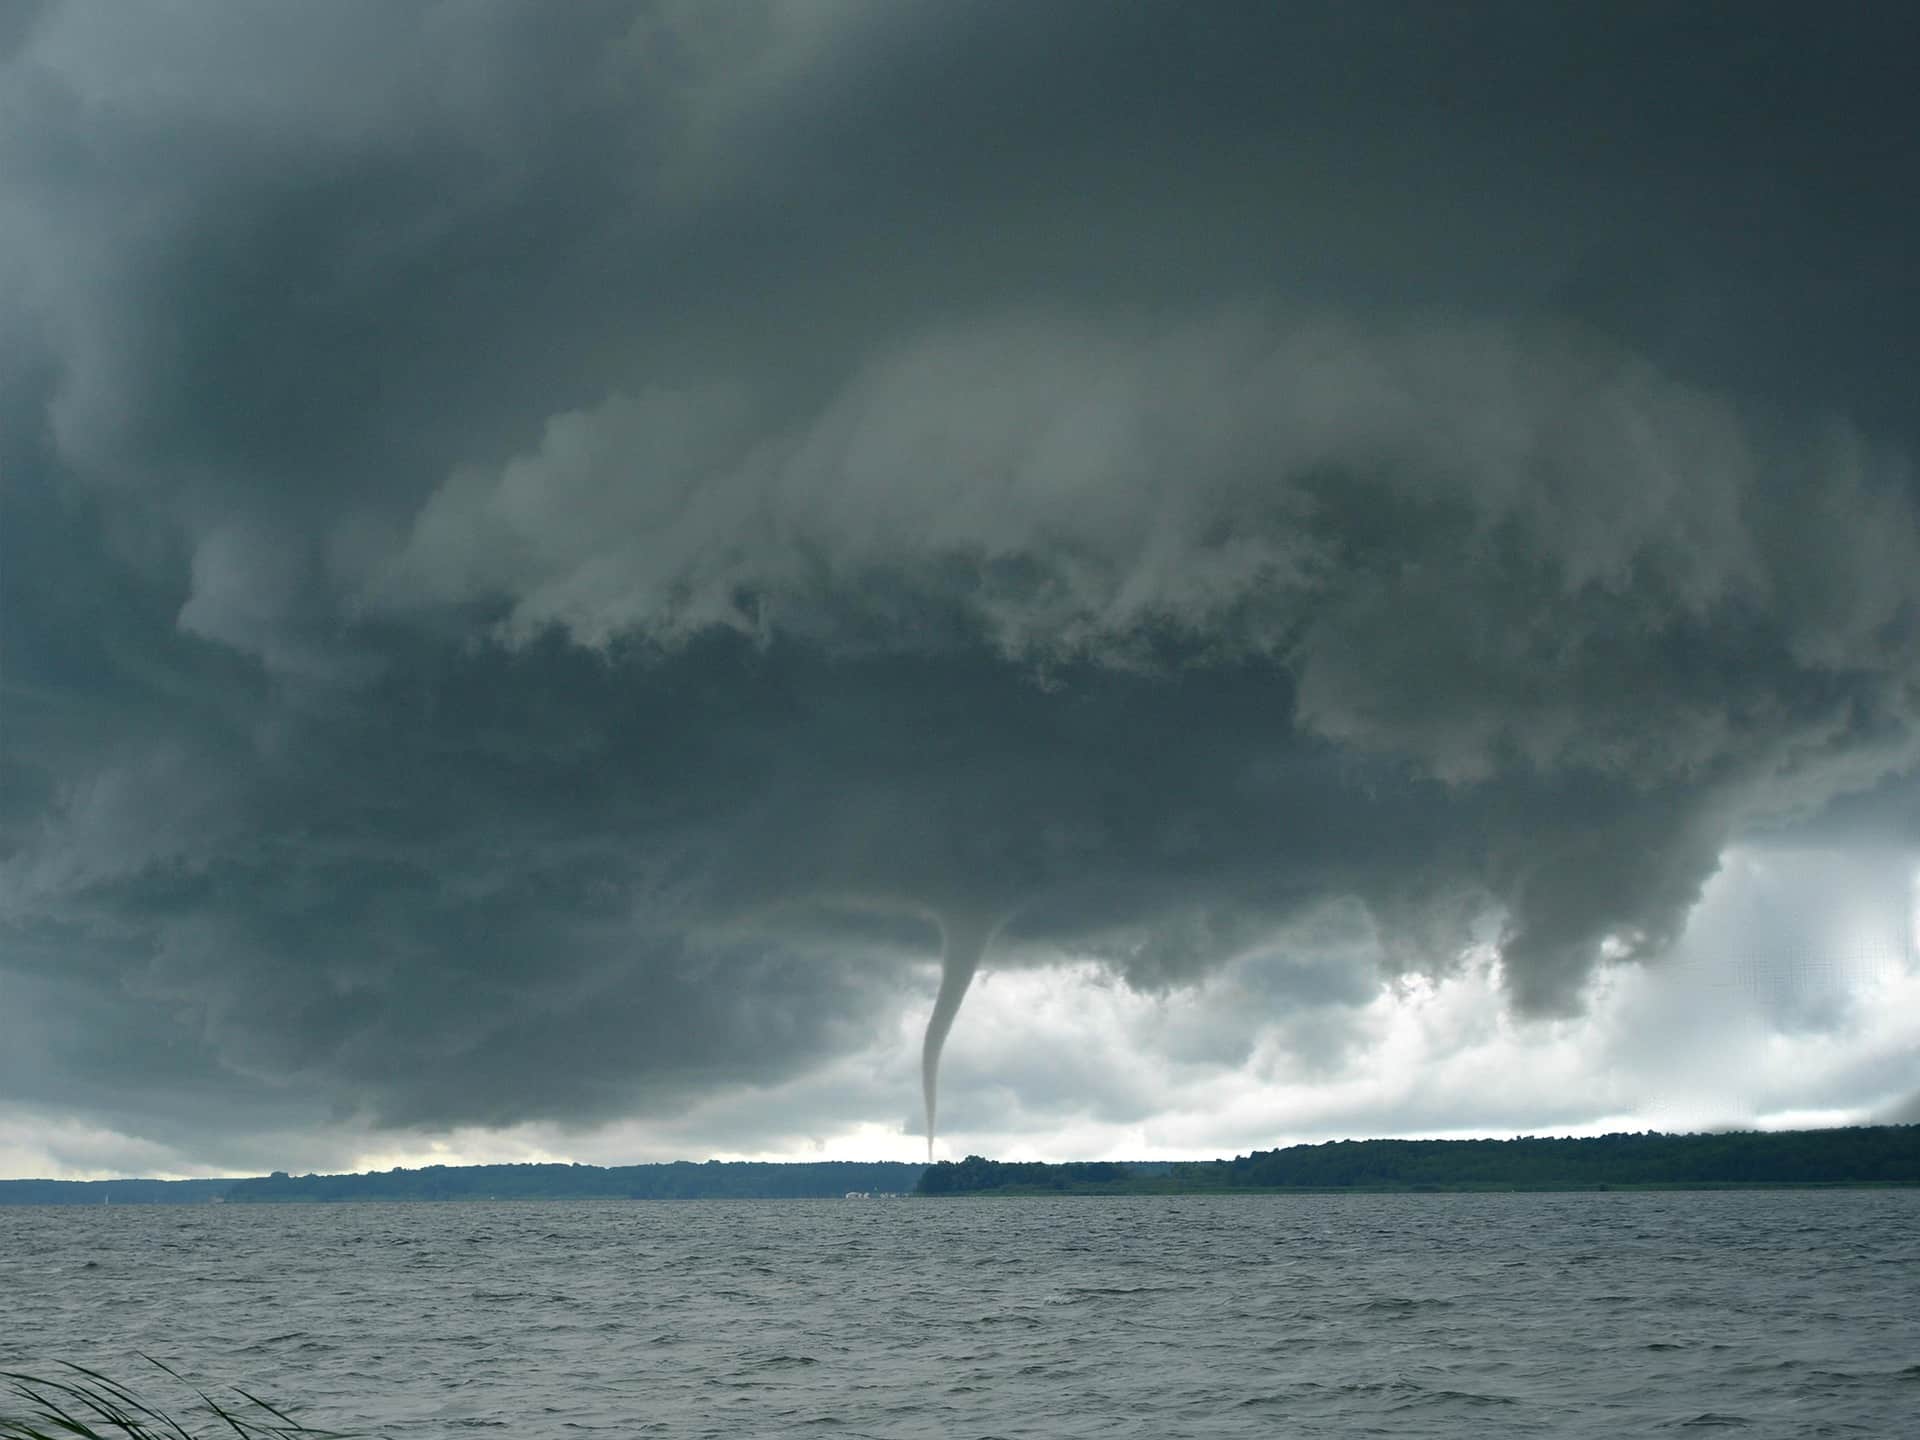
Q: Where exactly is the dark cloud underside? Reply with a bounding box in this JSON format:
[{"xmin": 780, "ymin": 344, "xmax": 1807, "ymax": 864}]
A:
[{"xmin": 2, "ymin": 2, "xmax": 1916, "ymax": 1164}]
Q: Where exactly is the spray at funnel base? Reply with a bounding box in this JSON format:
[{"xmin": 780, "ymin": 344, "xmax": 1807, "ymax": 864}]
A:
[{"xmin": 921, "ymin": 912, "xmax": 997, "ymax": 1163}]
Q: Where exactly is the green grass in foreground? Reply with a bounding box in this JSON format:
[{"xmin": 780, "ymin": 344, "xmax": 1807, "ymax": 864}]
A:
[{"xmin": 1, "ymin": 1359, "xmax": 358, "ymax": 1440}]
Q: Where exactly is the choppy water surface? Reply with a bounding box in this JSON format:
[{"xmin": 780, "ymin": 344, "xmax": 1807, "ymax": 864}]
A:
[{"xmin": 4, "ymin": 1190, "xmax": 1917, "ymax": 1438}]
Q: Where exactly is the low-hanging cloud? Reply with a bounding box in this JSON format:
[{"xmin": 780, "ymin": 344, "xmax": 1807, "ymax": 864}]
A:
[
  {"xmin": 368, "ymin": 309, "xmax": 1920, "ymax": 1009},
  {"xmin": 2, "ymin": 1, "xmax": 1917, "ymax": 1170},
  {"xmin": 379, "ymin": 309, "xmax": 1918, "ymax": 784}
]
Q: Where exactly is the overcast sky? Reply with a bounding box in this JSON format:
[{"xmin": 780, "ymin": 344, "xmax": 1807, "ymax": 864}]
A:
[{"xmin": 3, "ymin": 2, "xmax": 1918, "ymax": 1181}]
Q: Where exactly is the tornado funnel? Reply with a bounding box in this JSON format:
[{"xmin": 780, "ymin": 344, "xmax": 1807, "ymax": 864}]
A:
[{"xmin": 921, "ymin": 911, "xmax": 997, "ymax": 1162}]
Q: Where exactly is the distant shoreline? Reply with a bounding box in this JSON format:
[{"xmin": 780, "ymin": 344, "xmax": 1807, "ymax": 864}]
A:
[
  {"xmin": 923, "ymin": 1179, "xmax": 1920, "ymax": 1197},
  {"xmin": 0, "ymin": 1159, "xmax": 926, "ymax": 1205},
  {"xmin": 4, "ymin": 1125, "xmax": 1914, "ymax": 1204},
  {"xmin": 916, "ymin": 1126, "xmax": 1920, "ymax": 1197}
]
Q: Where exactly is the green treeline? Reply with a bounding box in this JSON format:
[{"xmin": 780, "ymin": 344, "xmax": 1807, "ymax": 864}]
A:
[
  {"xmin": 1204, "ymin": 1126, "xmax": 1920, "ymax": 1190},
  {"xmin": 915, "ymin": 1125, "xmax": 1920, "ymax": 1195},
  {"xmin": 224, "ymin": 1160, "xmax": 924, "ymax": 1202},
  {"xmin": 917, "ymin": 1157, "xmax": 1133, "ymax": 1194}
]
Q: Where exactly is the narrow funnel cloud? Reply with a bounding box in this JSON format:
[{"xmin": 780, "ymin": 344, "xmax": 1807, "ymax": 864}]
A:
[{"xmin": 922, "ymin": 911, "xmax": 998, "ymax": 1162}]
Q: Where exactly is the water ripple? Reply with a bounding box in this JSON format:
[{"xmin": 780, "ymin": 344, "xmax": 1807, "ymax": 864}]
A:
[{"xmin": 3, "ymin": 1190, "xmax": 1917, "ymax": 1439}]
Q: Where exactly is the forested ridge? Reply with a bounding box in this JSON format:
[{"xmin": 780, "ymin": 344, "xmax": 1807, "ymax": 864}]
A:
[{"xmin": 915, "ymin": 1126, "xmax": 1920, "ymax": 1195}]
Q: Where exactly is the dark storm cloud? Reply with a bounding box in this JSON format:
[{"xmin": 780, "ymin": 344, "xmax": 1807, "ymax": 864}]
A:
[{"xmin": 2, "ymin": 2, "xmax": 1916, "ymax": 1161}]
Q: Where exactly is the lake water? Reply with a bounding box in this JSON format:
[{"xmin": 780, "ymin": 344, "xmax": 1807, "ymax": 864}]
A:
[{"xmin": 3, "ymin": 1190, "xmax": 1917, "ymax": 1437}]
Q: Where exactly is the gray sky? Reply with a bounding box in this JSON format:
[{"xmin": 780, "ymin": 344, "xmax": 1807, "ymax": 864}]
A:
[{"xmin": 2, "ymin": 1, "xmax": 1917, "ymax": 1179}]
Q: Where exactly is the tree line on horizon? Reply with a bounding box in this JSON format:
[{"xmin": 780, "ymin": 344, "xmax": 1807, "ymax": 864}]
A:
[
  {"xmin": 226, "ymin": 1159, "xmax": 927, "ymax": 1202},
  {"xmin": 7, "ymin": 1126, "xmax": 1915, "ymax": 1204},
  {"xmin": 0, "ymin": 1160, "xmax": 926, "ymax": 1204},
  {"xmin": 914, "ymin": 1125, "xmax": 1920, "ymax": 1194}
]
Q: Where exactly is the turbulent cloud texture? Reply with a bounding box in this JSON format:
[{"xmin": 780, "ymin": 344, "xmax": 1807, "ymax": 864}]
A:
[{"xmin": 2, "ymin": 2, "xmax": 1917, "ymax": 1172}]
